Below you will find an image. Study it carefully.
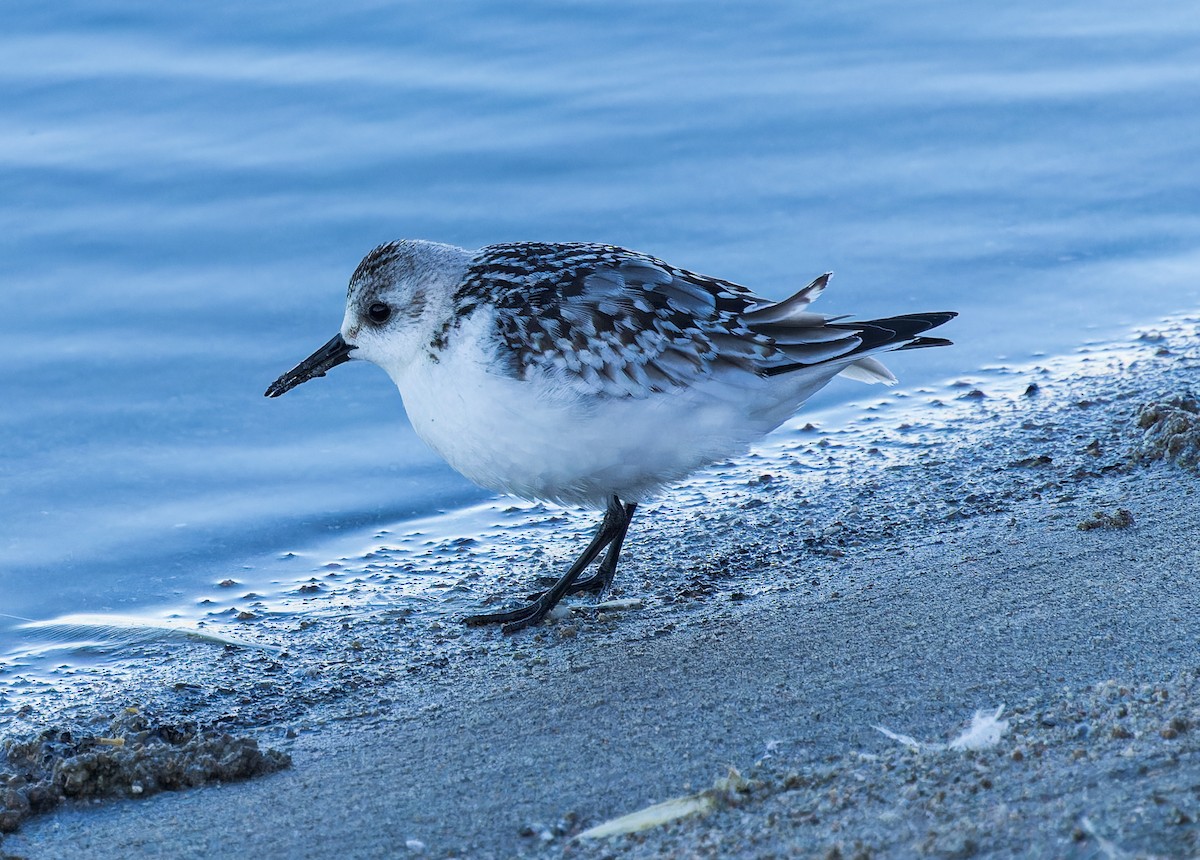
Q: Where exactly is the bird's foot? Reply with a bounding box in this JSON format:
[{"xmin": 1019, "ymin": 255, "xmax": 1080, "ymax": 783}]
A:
[
  {"xmin": 526, "ymin": 569, "xmax": 608, "ymax": 602},
  {"xmin": 463, "ymin": 595, "xmax": 557, "ymax": 635}
]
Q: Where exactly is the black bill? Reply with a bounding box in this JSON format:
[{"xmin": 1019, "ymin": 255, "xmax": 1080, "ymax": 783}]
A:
[{"xmin": 264, "ymin": 334, "xmax": 357, "ymax": 398}]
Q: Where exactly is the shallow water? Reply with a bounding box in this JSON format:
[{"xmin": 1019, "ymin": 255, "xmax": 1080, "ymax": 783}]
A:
[{"xmin": 3, "ymin": 1, "xmax": 1200, "ymax": 678}]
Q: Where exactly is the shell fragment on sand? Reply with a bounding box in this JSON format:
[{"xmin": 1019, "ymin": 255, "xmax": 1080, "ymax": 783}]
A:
[{"xmin": 577, "ymin": 768, "xmax": 747, "ymax": 839}]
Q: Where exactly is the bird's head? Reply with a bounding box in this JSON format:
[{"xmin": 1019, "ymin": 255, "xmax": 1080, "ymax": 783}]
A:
[{"xmin": 265, "ymin": 240, "xmax": 469, "ymax": 398}]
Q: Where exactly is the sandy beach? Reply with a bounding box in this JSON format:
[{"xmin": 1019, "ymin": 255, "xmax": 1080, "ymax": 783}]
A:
[{"xmin": 4, "ymin": 315, "xmax": 1200, "ymax": 859}]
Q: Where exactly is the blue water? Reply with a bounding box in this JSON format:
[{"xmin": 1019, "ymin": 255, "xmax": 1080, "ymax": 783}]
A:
[{"xmin": 4, "ymin": 1, "xmax": 1200, "ymax": 662}]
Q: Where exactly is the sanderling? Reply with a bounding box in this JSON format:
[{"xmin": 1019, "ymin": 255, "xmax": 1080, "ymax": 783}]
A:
[{"xmin": 266, "ymin": 240, "xmax": 955, "ymax": 632}]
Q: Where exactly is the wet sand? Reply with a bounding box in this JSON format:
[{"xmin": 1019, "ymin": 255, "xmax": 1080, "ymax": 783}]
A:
[{"xmin": 4, "ymin": 316, "xmax": 1200, "ymax": 859}]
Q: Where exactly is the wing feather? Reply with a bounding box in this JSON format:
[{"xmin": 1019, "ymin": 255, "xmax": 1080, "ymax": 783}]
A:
[
  {"xmin": 452, "ymin": 243, "xmax": 953, "ymax": 398},
  {"xmin": 742, "ymin": 273, "xmax": 830, "ymax": 324}
]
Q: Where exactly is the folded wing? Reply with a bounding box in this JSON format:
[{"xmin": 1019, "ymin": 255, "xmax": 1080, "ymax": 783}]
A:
[{"xmin": 465, "ymin": 242, "xmax": 955, "ymax": 398}]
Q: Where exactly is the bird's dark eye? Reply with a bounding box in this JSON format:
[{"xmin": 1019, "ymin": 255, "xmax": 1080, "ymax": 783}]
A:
[{"xmin": 367, "ymin": 302, "xmax": 391, "ymax": 324}]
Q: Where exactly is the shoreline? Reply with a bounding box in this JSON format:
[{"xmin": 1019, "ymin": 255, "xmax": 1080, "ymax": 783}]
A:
[{"xmin": 4, "ymin": 314, "xmax": 1200, "ymax": 857}]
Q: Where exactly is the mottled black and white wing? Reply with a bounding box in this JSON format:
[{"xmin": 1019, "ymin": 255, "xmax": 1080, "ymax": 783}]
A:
[{"xmin": 457, "ymin": 242, "xmax": 954, "ymax": 398}]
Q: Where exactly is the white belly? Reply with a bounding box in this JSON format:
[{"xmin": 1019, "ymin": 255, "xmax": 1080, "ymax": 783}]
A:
[{"xmin": 389, "ymin": 324, "xmax": 832, "ymax": 507}]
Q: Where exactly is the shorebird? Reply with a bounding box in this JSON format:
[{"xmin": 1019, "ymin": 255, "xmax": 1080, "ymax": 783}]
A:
[{"xmin": 266, "ymin": 241, "xmax": 955, "ymax": 632}]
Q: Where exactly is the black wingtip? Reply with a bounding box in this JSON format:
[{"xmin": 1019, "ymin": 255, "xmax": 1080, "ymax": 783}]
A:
[
  {"xmin": 761, "ymin": 309, "xmax": 957, "ymax": 376},
  {"xmin": 890, "ymin": 312, "xmax": 957, "ymax": 350},
  {"xmin": 896, "ymin": 335, "xmax": 955, "ymax": 351},
  {"xmin": 834, "ymin": 311, "xmax": 957, "ymax": 351}
]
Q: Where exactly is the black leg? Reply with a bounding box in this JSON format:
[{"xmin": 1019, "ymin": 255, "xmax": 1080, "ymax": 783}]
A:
[
  {"xmin": 561, "ymin": 502, "xmax": 637, "ymax": 596},
  {"xmin": 464, "ymin": 496, "xmax": 635, "ymax": 634}
]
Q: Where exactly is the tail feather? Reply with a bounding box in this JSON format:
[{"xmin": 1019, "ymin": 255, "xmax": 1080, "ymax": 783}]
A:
[
  {"xmin": 838, "ymin": 357, "xmax": 898, "ymax": 385},
  {"xmin": 743, "ymin": 269, "xmax": 956, "ymax": 381},
  {"xmin": 759, "ymin": 311, "xmax": 957, "ymax": 379}
]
